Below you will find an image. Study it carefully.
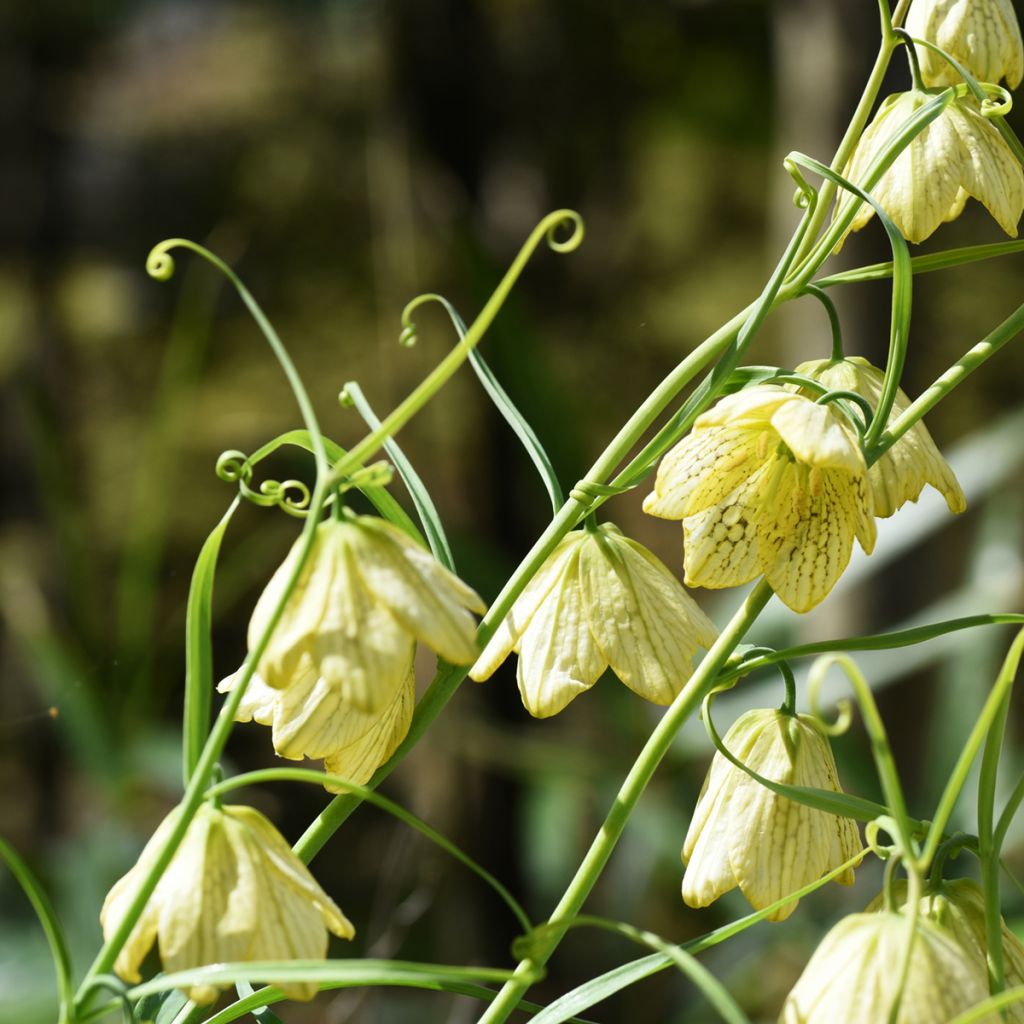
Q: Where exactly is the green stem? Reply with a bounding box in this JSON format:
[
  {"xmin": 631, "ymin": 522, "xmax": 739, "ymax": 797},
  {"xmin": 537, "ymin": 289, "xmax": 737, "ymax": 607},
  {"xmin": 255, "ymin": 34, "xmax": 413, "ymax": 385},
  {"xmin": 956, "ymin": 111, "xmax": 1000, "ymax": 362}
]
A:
[
  {"xmin": 919, "ymin": 630, "xmax": 1024, "ymax": 869},
  {"xmin": 476, "ymin": 583, "xmax": 773, "ymax": 1024}
]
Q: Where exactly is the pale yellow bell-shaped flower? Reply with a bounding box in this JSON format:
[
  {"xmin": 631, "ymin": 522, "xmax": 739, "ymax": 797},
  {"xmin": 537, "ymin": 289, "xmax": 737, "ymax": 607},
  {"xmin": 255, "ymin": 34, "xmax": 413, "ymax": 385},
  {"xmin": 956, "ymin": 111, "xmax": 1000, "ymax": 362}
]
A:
[
  {"xmin": 218, "ymin": 659, "xmax": 414, "ymax": 788},
  {"xmin": 470, "ymin": 522, "xmax": 718, "ymax": 718},
  {"xmin": 100, "ymin": 803, "xmax": 354, "ymax": 1004},
  {"xmin": 249, "ymin": 514, "xmax": 485, "ymax": 712},
  {"xmin": 643, "ymin": 385, "xmax": 876, "ymax": 613},
  {"xmin": 794, "ymin": 356, "xmax": 966, "ymax": 518},
  {"xmin": 779, "ymin": 911, "xmax": 998, "ymax": 1022},
  {"xmin": 682, "ymin": 708, "xmax": 862, "ymax": 921},
  {"xmin": 837, "ymin": 90, "xmax": 1024, "ymax": 245},
  {"xmin": 866, "ymin": 878, "xmax": 1024, "ymax": 1022},
  {"xmin": 907, "ymin": 0, "xmax": 1024, "ymax": 89}
]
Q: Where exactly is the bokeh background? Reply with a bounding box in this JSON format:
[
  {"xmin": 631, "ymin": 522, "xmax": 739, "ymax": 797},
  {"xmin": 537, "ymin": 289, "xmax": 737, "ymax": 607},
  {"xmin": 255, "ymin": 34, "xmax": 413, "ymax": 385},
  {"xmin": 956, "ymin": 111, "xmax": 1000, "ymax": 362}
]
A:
[{"xmin": 3, "ymin": 1, "xmax": 1024, "ymax": 1021}]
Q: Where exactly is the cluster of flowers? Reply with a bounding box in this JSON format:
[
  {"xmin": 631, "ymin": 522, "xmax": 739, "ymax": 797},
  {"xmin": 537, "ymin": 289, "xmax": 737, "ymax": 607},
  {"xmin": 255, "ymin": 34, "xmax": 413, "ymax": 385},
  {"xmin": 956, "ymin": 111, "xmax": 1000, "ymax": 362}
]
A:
[{"xmin": 98, "ymin": 0, "xmax": 1024, "ymax": 1017}]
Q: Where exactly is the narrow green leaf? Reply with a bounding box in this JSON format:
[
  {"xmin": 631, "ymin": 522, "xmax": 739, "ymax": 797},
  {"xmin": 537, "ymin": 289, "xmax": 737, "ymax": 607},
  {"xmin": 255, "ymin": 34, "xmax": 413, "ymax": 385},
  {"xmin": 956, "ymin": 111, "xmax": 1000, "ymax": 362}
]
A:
[
  {"xmin": 193, "ymin": 980, "xmax": 594, "ymax": 1024},
  {"xmin": 816, "ymin": 239, "xmax": 1024, "ymax": 287},
  {"xmin": 126, "ymin": 960, "xmax": 517, "ymax": 1001},
  {"xmin": 182, "ymin": 499, "xmax": 240, "ymax": 786},
  {"xmin": 342, "ymin": 381, "xmax": 455, "ymax": 570},
  {"xmin": 418, "ymin": 294, "xmax": 564, "ymax": 513},
  {"xmin": 0, "ymin": 837, "xmax": 74, "ymax": 1016}
]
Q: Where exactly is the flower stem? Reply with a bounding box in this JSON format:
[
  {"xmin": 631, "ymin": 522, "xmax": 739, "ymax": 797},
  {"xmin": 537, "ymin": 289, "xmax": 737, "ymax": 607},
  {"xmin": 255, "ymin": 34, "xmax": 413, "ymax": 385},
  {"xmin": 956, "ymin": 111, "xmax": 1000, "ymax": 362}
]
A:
[{"xmin": 476, "ymin": 583, "xmax": 773, "ymax": 1024}]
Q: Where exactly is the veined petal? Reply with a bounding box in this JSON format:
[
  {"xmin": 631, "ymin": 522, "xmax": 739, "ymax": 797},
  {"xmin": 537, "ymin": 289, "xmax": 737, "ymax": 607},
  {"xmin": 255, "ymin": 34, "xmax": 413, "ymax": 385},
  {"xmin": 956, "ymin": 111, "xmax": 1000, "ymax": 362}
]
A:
[
  {"xmin": 250, "ymin": 525, "xmax": 340, "ymax": 690},
  {"xmin": 692, "ymin": 385, "xmax": 796, "ymax": 430},
  {"xmin": 517, "ymin": 546, "xmax": 605, "ymax": 717},
  {"xmin": 947, "ymin": 98, "xmax": 1024, "ymax": 237},
  {"xmin": 643, "ymin": 426, "xmax": 763, "ymax": 520},
  {"xmin": 770, "ymin": 399, "xmax": 865, "ymax": 475},
  {"xmin": 324, "ymin": 668, "xmax": 415, "ymax": 790},
  {"xmin": 841, "ymin": 91, "xmax": 965, "ymax": 244},
  {"xmin": 578, "ymin": 528, "xmax": 716, "ymax": 704},
  {"xmin": 794, "ymin": 356, "xmax": 966, "ymax": 518},
  {"xmin": 908, "ymin": 0, "xmax": 1024, "ymax": 89},
  {"xmin": 682, "ymin": 463, "xmax": 777, "ymax": 591},
  {"xmin": 217, "ymin": 669, "xmax": 279, "ymax": 727},
  {"xmin": 758, "ymin": 462, "xmax": 861, "ymax": 613},
  {"xmin": 314, "ymin": 542, "xmax": 413, "ymax": 713},
  {"xmin": 226, "ymin": 807, "xmax": 354, "ymax": 940},
  {"xmin": 349, "ymin": 518, "xmax": 482, "ymax": 666},
  {"xmin": 470, "ymin": 532, "xmax": 585, "ymax": 681}
]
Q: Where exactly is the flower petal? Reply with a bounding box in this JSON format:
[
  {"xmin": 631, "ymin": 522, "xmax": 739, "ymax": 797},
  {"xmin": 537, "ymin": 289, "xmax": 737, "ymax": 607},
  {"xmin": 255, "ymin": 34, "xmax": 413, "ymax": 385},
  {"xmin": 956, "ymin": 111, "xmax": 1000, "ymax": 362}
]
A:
[
  {"xmin": 578, "ymin": 529, "xmax": 716, "ymax": 704},
  {"xmin": 516, "ymin": 546, "xmax": 605, "ymax": 717},
  {"xmin": 323, "ymin": 668, "xmax": 415, "ymax": 789},
  {"xmin": 681, "ymin": 464, "xmax": 776, "ymax": 591},
  {"xmin": 758, "ymin": 462, "xmax": 861, "ymax": 613},
  {"xmin": 350, "ymin": 518, "xmax": 482, "ymax": 666},
  {"xmin": 470, "ymin": 532, "xmax": 584, "ymax": 681}
]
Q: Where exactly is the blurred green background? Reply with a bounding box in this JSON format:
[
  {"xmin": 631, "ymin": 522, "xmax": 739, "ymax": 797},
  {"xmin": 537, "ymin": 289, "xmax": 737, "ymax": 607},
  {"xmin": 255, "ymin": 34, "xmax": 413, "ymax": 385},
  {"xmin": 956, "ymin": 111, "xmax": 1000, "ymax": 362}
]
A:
[{"xmin": 3, "ymin": 1, "xmax": 1024, "ymax": 1021}]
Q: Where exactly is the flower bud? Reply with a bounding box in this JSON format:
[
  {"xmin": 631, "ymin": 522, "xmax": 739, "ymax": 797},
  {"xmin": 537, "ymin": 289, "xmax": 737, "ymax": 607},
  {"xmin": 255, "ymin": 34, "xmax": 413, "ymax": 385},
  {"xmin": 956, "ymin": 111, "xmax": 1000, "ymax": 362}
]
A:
[
  {"xmin": 794, "ymin": 356, "xmax": 966, "ymax": 518},
  {"xmin": 907, "ymin": 0, "xmax": 1023, "ymax": 89},
  {"xmin": 470, "ymin": 522, "xmax": 717, "ymax": 718},
  {"xmin": 682, "ymin": 708, "xmax": 862, "ymax": 921},
  {"xmin": 780, "ymin": 911, "xmax": 997, "ymax": 1022},
  {"xmin": 249, "ymin": 514, "xmax": 484, "ymax": 713},
  {"xmin": 101, "ymin": 803, "xmax": 354, "ymax": 1003},
  {"xmin": 643, "ymin": 385, "xmax": 875, "ymax": 613}
]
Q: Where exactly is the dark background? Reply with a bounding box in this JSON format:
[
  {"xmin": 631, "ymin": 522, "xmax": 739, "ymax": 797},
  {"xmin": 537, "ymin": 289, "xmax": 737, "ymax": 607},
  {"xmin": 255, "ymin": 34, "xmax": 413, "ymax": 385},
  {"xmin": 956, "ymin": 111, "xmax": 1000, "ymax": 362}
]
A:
[{"xmin": 3, "ymin": 1, "xmax": 1024, "ymax": 1021}]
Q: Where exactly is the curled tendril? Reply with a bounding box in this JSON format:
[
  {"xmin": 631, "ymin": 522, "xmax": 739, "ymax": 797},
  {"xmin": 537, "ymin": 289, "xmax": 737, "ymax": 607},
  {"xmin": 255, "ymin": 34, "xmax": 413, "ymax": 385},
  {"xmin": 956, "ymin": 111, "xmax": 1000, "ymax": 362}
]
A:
[
  {"xmin": 783, "ymin": 157, "xmax": 819, "ymax": 211},
  {"xmin": 215, "ymin": 449, "xmax": 313, "ymax": 518},
  {"xmin": 929, "ymin": 832, "xmax": 977, "ymax": 887},
  {"xmin": 980, "ymin": 83, "xmax": 1014, "ymax": 119},
  {"xmin": 337, "ymin": 461, "xmax": 394, "ymax": 493},
  {"xmin": 568, "ymin": 478, "xmax": 637, "ymax": 506},
  {"xmin": 145, "ymin": 239, "xmax": 181, "ymax": 282},
  {"xmin": 398, "ymin": 209, "xmax": 584, "ymax": 348},
  {"xmin": 216, "ymin": 449, "xmax": 253, "ymax": 485},
  {"xmin": 866, "ymin": 818, "xmax": 901, "ymax": 863}
]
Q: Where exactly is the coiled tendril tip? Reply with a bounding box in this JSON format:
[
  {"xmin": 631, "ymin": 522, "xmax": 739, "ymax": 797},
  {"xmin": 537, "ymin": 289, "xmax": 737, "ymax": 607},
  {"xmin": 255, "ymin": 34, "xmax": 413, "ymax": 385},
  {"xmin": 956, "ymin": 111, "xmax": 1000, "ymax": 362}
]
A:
[
  {"xmin": 145, "ymin": 243, "xmax": 178, "ymax": 282},
  {"xmin": 338, "ymin": 386, "xmax": 355, "ymax": 408},
  {"xmin": 399, "ymin": 324, "xmax": 418, "ymax": 347}
]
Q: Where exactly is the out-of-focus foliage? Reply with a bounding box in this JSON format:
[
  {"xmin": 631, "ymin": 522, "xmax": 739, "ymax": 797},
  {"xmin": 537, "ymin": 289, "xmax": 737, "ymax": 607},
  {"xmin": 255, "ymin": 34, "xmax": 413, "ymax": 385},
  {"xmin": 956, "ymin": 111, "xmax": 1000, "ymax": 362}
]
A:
[{"xmin": 1, "ymin": 2, "xmax": 1023, "ymax": 1022}]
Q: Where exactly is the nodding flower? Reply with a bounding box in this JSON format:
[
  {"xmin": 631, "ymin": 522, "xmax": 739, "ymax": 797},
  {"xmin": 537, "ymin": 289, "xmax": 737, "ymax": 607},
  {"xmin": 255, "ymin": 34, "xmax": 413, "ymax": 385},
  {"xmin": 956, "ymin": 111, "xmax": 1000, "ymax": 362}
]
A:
[
  {"xmin": 793, "ymin": 356, "xmax": 966, "ymax": 519},
  {"xmin": 100, "ymin": 803, "xmax": 354, "ymax": 1004},
  {"xmin": 681, "ymin": 707, "xmax": 862, "ymax": 921},
  {"xmin": 644, "ymin": 385, "xmax": 875, "ymax": 613},
  {"xmin": 470, "ymin": 522, "xmax": 717, "ymax": 718},
  {"xmin": 780, "ymin": 910, "xmax": 997, "ymax": 1022},
  {"xmin": 865, "ymin": 877, "xmax": 1024, "ymax": 1023},
  {"xmin": 836, "ymin": 90, "xmax": 1024, "ymax": 246},
  {"xmin": 247, "ymin": 512, "xmax": 484, "ymax": 714},
  {"xmin": 907, "ymin": 0, "xmax": 1023, "ymax": 89}
]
